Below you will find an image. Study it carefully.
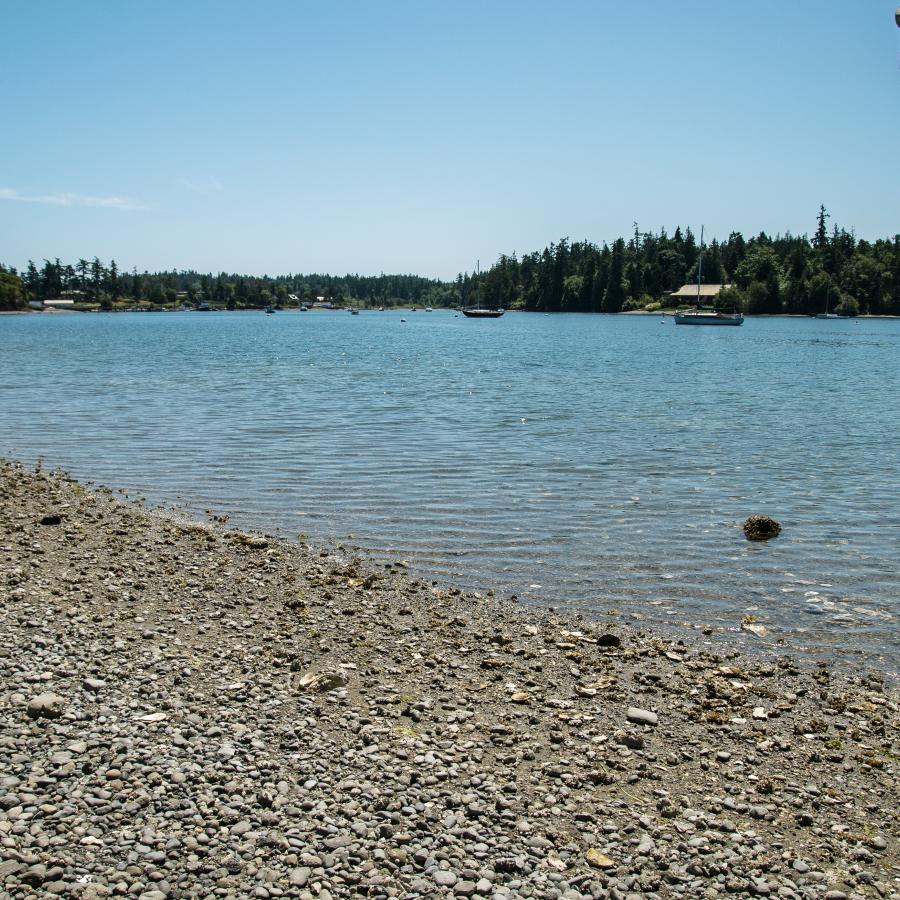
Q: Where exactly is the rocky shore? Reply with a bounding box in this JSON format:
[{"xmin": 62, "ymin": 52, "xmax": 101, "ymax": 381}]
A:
[{"xmin": 1, "ymin": 460, "xmax": 897, "ymax": 900}]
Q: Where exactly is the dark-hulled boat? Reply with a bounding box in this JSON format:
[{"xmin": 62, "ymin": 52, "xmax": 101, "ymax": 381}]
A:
[{"xmin": 462, "ymin": 307, "xmax": 504, "ymax": 318}]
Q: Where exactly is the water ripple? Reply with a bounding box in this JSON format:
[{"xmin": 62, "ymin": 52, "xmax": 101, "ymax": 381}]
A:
[{"xmin": 1, "ymin": 310, "xmax": 898, "ymax": 672}]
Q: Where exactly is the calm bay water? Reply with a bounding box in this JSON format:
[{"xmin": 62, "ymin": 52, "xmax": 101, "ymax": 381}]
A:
[{"xmin": 2, "ymin": 310, "xmax": 898, "ymax": 672}]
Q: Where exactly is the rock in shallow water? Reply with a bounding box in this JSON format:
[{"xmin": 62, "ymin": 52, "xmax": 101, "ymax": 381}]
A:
[{"xmin": 743, "ymin": 514, "xmax": 782, "ymax": 540}]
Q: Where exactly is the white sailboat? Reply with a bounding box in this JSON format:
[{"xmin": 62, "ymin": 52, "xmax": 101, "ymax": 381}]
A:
[
  {"xmin": 815, "ymin": 286, "xmax": 840, "ymax": 318},
  {"xmin": 674, "ymin": 226, "xmax": 744, "ymax": 326}
]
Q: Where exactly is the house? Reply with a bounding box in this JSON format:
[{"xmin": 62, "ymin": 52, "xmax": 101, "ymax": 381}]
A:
[{"xmin": 669, "ymin": 284, "xmax": 731, "ymax": 303}]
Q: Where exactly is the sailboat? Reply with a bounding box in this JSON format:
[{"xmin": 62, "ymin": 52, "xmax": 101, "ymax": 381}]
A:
[
  {"xmin": 816, "ymin": 287, "xmax": 840, "ymax": 319},
  {"xmin": 462, "ymin": 260, "xmax": 504, "ymax": 318},
  {"xmin": 674, "ymin": 227, "xmax": 744, "ymax": 326}
]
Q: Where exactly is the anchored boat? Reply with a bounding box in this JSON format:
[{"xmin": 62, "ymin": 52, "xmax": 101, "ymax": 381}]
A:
[
  {"xmin": 462, "ymin": 260, "xmax": 504, "ymax": 318},
  {"xmin": 673, "ymin": 226, "xmax": 743, "ymax": 326},
  {"xmin": 674, "ymin": 308, "xmax": 743, "ymax": 325}
]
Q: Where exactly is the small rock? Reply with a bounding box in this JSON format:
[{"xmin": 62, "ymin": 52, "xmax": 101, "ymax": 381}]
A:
[
  {"xmin": 614, "ymin": 730, "xmax": 644, "ymax": 750},
  {"xmin": 295, "ymin": 671, "xmax": 348, "ymax": 692},
  {"xmin": 26, "ymin": 692, "xmax": 66, "ymax": 719},
  {"xmin": 586, "ymin": 849, "xmax": 615, "ymax": 869},
  {"xmin": 636, "ymin": 835, "xmax": 654, "ymax": 855},
  {"xmin": 626, "ymin": 707, "xmax": 658, "ymax": 726}
]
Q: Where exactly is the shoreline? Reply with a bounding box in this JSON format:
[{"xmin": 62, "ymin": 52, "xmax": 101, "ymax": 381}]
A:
[
  {"xmin": 4, "ymin": 308, "xmax": 900, "ymax": 319},
  {"xmin": 1, "ymin": 460, "xmax": 898, "ymax": 899}
]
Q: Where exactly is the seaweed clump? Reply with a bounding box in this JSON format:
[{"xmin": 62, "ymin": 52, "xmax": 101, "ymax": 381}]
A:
[{"xmin": 743, "ymin": 514, "xmax": 782, "ymax": 541}]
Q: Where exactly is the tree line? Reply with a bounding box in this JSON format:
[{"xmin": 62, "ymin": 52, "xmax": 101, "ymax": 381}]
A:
[
  {"xmin": 472, "ymin": 208, "xmax": 900, "ymax": 316},
  {"xmin": 0, "ymin": 259, "xmax": 452, "ymax": 310},
  {"xmin": 2, "ymin": 208, "xmax": 898, "ymax": 315}
]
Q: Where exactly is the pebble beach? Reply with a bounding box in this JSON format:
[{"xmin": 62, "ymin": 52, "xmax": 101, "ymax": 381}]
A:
[{"xmin": 1, "ymin": 459, "xmax": 897, "ymax": 900}]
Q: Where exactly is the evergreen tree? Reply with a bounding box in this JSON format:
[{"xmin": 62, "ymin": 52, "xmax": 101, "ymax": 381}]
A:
[
  {"xmin": 90, "ymin": 257, "xmax": 104, "ymax": 301},
  {"xmin": 107, "ymin": 260, "xmax": 121, "ymax": 301},
  {"xmin": 602, "ymin": 239, "xmax": 627, "ymax": 312},
  {"xmin": 0, "ymin": 267, "xmax": 26, "ymax": 309},
  {"xmin": 24, "ymin": 261, "xmax": 40, "ymax": 300}
]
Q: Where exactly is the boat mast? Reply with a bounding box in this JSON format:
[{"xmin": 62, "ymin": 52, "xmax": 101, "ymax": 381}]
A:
[{"xmin": 696, "ymin": 225, "xmax": 704, "ymax": 308}]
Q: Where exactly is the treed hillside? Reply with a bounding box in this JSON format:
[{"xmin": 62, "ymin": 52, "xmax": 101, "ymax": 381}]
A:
[
  {"xmin": 0, "ymin": 262, "xmax": 452, "ymax": 311},
  {"xmin": 472, "ymin": 209, "xmax": 900, "ymax": 316},
  {"xmin": 2, "ymin": 208, "xmax": 898, "ymax": 314}
]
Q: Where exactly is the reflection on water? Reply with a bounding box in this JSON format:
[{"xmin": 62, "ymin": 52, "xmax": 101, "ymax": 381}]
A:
[{"xmin": 1, "ymin": 310, "xmax": 898, "ymax": 673}]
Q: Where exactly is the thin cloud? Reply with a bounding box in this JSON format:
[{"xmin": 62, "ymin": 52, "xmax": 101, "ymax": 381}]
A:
[
  {"xmin": 0, "ymin": 187, "xmax": 151, "ymax": 211},
  {"xmin": 181, "ymin": 176, "xmax": 224, "ymax": 195}
]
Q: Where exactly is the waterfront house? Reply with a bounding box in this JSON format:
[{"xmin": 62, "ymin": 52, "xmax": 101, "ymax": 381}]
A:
[
  {"xmin": 669, "ymin": 284, "xmax": 731, "ymax": 303},
  {"xmin": 43, "ymin": 298, "xmax": 77, "ymax": 309}
]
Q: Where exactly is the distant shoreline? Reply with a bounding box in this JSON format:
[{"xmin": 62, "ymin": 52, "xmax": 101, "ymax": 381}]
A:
[{"xmin": 4, "ymin": 307, "xmax": 900, "ymax": 319}]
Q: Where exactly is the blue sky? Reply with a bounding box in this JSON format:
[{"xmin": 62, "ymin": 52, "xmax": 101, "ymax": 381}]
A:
[{"xmin": 2, "ymin": 1, "xmax": 898, "ymax": 279}]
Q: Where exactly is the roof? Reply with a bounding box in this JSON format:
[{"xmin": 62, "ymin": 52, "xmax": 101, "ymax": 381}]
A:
[{"xmin": 670, "ymin": 284, "xmax": 731, "ymax": 298}]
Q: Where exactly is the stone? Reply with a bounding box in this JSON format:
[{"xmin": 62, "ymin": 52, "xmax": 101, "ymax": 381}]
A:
[
  {"xmin": 615, "ymin": 730, "xmax": 644, "ymax": 750},
  {"xmin": 626, "ymin": 707, "xmax": 658, "ymax": 726},
  {"xmin": 295, "ymin": 671, "xmax": 348, "ymax": 692},
  {"xmin": 636, "ymin": 835, "xmax": 654, "ymax": 855},
  {"xmin": 26, "ymin": 692, "xmax": 66, "ymax": 719},
  {"xmin": 586, "ymin": 849, "xmax": 615, "ymax": 869}
]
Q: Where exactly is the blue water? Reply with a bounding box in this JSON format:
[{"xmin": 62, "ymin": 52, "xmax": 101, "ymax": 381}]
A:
[{"xmin": 2, "ymin": 310, "xmax": 898, "ymax": 672}]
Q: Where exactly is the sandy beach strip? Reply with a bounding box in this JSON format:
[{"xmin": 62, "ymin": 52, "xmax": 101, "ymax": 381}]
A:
[{"xmin": 1, "ymin": 459, "xmax": 897, "ymax": 899}]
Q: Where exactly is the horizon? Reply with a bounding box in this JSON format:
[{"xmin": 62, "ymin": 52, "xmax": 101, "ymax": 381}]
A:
[{"xmin": 3, "ymin": 1, "xmax": 900, "ymax": 279}]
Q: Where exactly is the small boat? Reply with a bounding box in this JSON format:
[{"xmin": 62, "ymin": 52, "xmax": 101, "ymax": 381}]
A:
[
  {"xmin": 462, "ymin": 260, "xmax": 504, "ymax": 318},
  {"xmin": 197, "ymin": 302, "xmax": 211, "ymax": 312},
  {"xmin": 674, "ymin": 227, "xmax": 743, "ymax": 326},
  {"xmin": 425, "ymin": 306, "xmax": 433, "ymax": 312},
  {"xmin": 265, "ymin": 306, "xmax": 275, "ymax": 314},
  {"xmin": 299, "ymin": 305, "xmax": 309, "ymax": 311},
  {"xmin": 674, "ymin": 308, "xmax": 743, "ymax": 326},
  {"xmin": 462, "ymin": 307, "xmax": 505, "ymax": 318},
  {"xmin": 350, "ymin": 308, "xmax": 359, "ymax": 315},
  {"xmin": 815, "ymin": 287, "xmax": 841, "ymax": 319}
]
